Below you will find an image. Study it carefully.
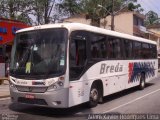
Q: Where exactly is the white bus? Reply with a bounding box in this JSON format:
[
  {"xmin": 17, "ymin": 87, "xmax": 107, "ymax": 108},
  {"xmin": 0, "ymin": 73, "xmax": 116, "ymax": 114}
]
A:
[{"xmin": 9, "ymin": 23, "xmax": 158, "ymax": 108}]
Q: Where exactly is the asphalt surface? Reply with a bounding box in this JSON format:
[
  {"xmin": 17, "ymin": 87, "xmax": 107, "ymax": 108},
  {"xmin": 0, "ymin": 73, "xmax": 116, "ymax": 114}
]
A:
[{"xmin": 0, "ymin": 76, "xmax": 160, "ymax": 120}]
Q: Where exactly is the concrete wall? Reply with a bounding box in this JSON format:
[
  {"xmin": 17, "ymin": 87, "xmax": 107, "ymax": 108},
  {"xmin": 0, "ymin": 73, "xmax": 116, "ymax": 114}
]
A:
[
  {"xmin": 103, "ymin": 12, "xmax": 133, "ymax": 35},
  {"xmin": 147, "ymin": 29, "xmax": 160, "ymax": 51},
  {"xmin": 63, "ymin": 17, "xmax": 91, "ymax": 25},
  {"xmin": 63, "ymin": 13, "xmax": 134, "ymax": 36}
]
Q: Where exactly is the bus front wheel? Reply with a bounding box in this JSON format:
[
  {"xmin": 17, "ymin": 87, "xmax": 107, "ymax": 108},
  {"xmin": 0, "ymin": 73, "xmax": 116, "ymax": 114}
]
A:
[{"xmin": 87, "ymin": 84, "xmax": 100, "ymax": 107}]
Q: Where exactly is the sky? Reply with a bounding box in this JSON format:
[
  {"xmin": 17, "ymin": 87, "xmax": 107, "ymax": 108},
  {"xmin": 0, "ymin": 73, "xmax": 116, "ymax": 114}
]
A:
[{"xmin": 137, "ymin": 0, "xmax": 160, "ymax": 16}]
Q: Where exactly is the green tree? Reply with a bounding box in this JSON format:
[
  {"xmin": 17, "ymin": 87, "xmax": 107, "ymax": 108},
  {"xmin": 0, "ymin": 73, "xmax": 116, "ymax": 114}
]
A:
[
  {"xmin": 0, "ymin": 0, "xmax": 61, "ymax": 25},
  {"xmin": 145, "ymin": 10, "xmax": 160, "ymax": 26},
  {"xmin": 58, "ymin": 0, "xmax": 82, "ymax": 16},
  {"xmin": 30, "ymin": 0, "xmax": 62, "ymax": 25},
  {"xmin": 58, "ymin": 0, "xmax": 143, "ymax": 27},
  {"xmin": 32, "ymin": 0, "xmax": 51, "ymax": 25},
  {"xmin": 128, "ymin": 2, "xmax": 143, "ymax": 12},
  {"xmin": 0, "ymin": 0, "xmax": 33, "ymax": 25}
]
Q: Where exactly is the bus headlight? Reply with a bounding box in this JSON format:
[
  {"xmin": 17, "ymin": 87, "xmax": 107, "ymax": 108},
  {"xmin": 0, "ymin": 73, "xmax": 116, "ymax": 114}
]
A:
[{"xmin": 47, "ymin": 76, "xmax": 65, "ymax": 91}]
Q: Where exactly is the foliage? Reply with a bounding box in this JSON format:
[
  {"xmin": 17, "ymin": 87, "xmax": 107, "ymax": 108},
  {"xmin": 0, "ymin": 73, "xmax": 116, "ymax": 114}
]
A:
[
  {"xmin": 0, "ymin": 0, "xmax": 61, "ymax": 25},
  {"xmin": 128, "ymin": 2, "xmax": 143, "ymax": 12},
  {"xmin": 58, "ymin": 0, "xmax": 82, "ymax": 17},
  {"xmin": 145, "ymin": 10, "xmax": 160, "ymax": 26},
  {"xmin": 31, "ymin": 0, "xmax": 58, "ymax": 25},
  {"xmin": 0, "ymin": 0, "xmax": 144, "ymax": 26},
  {"xmin": 58, "ymin": 0, "xmax": 143, "ymax": 27},
  {"xmin": 0, "ymin": 0, "xmax": 33, "ymax": 25}
]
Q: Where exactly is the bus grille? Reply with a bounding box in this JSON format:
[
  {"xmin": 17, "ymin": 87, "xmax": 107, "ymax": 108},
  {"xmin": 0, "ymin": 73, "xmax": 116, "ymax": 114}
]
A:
[
  {"xmin": 18, "ymin": 97, "xmax": 48, "ymax": 105},
  {"xmin": 16, "ymin": 86, "xmax": 48, "ymax": 93}
]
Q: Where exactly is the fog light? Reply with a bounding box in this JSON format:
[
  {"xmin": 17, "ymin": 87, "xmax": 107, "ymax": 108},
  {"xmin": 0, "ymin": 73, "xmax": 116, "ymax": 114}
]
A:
[
  {"xmin": 53, "ymin": 85, "xmax": 57, "ymax": 89},
  {"xmin": 58, "ymin": 81, "xmax": 63, "ymax": 86},
  {"xmin": 52, "ymin": 101, "xmax": 58, "ymax": 106},
  {"xmin": 52, "ymin": 101, "xmax": 61, "ymax": 106}
]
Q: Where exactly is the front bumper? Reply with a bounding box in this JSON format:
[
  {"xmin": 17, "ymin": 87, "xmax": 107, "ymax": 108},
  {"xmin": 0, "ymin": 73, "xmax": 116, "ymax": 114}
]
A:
[{"xmin": 10, "ymin": 86, "xmax": 69, "ymax": 108}]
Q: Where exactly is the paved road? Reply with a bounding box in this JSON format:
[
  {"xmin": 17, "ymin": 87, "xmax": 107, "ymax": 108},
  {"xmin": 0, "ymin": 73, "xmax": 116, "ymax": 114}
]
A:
[{"xmin": 0, "ymin": 76, "xmax": 160, "ymax": 120}]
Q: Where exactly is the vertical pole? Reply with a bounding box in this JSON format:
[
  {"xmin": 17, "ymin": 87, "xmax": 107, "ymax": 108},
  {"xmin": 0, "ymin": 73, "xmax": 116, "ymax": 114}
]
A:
[{"xmin": 111, "ymin": 0, "xmax": 114, "ymax": 31}]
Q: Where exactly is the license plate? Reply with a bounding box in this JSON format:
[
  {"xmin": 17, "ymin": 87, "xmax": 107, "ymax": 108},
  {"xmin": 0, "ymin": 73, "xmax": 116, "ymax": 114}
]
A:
[{"xmin": 25, "ymin": 94, "xmax": 35, "ymax": 99}]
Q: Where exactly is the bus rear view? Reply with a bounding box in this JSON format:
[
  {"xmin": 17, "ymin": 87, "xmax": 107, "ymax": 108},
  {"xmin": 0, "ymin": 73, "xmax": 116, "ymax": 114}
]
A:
[{"xmin": 9, "ymin": 27, "xmax": 69, "ymax": 108}]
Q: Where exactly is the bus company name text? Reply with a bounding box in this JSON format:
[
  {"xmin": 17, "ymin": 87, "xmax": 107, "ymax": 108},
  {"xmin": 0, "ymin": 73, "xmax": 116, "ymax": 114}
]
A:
[
  {"xmin": 100, "ymin": 63, "xmax": 123, "ymax": 74},
  {"xmin": 16, "ymin": 81, "xmax": 28, "ymax": 85}
]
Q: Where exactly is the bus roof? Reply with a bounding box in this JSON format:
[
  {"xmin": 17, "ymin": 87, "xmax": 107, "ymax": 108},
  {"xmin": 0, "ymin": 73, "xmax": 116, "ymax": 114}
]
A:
[{"xmin": 16, "ymin": 23, "xmax": 156, "ymax": 45}]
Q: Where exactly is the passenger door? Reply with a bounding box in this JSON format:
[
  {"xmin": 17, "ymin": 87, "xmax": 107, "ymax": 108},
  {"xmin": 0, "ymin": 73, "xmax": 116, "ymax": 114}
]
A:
[{"xmin": 69, "ymin": 31, "xmax": 89, "ymax": 107}]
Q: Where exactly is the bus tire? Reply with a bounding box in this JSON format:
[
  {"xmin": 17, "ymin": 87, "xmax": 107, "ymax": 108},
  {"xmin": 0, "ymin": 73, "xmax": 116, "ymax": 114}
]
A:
[
  {"xmin": 87, "ymin": 84, "xmax": 100, "ymax": 108},
  {"xmin": 139, "ymin": 73, "xmax": 145, "ymax": 90}
]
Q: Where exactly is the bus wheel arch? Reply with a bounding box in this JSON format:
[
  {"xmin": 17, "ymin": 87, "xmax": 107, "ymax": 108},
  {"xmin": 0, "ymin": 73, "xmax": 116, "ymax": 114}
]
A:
[
  {"xmin": 139, "ymin": 72, "xmax": 146, "ymax": 90},
  {"xmin": 87, "ymin": 80, "xmax": 103, "ymax": 107}
]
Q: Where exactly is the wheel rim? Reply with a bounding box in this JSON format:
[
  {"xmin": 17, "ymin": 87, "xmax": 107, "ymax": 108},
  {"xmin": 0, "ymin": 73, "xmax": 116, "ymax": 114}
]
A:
[
  {"xmin": 90, "ymin": 88, "xmax": 98, "ymax": 101},
  {"xmin": 141, "ymin": 74, "xmax": 145, "ymax": 88},
  {"xmin": 141, "ymin": 79, "xmax": 145, "ymax": 87}
]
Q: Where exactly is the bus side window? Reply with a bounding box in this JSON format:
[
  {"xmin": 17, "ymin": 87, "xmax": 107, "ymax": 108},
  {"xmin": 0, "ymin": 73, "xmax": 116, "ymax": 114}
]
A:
[
  {"xmin": 150, "ymin": 44, "xmax": 157, "ymax": 59},
  {"xmin": 133, "ymin": 41, "xmax": 142, "ymax": 59},
  {"xmin": 70, "ymin": 39, "xmax": 86, "ymax": 67},
  {"xmin": 90, "ymin": 33, "xmax": 107, "ymax": 59},
  {"xmin": 75, "ymin": 40, "xmax": 86, "ymax": 66},
  {"xmin": 123, "ymin": 40, "xmax": 133, "ymax": 59},
  {"xmin": 108, "ymin": 36, "xmax": 122, "ymax": 59},
  {"xmin": 142, "ymin": 43, "xmax": 150, "ymax": 59},
  {"xmin": 69, "ymin": 31, "xmax": 87, "ymax": 80}
]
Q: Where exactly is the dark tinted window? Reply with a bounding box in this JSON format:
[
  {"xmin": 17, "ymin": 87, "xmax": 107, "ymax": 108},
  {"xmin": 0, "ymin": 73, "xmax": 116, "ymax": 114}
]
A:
[
  {"xmin": 108, "ymin": 37, "xmax": 122, "ymax": 59},
  {"xmin": 69, "ymin": 31, "xmax": 87, "ymax": 80},
  {"xmin": 133, "ymin": 42, "xmax": 141, "ymax": 59},
  {"xmin": 142, "ymin": 43, "xmax": 150, "ymax": 59},
  {"xmin": 150, "ymin": 44, "xmax": 157, "ymax": 58},
  {"xmin": 123, "ymin": 40, "xmax": 133, "ymax": 59},
  {"xmin": 90, "ymin": 33, "xmax": 107, "ymax": 59}
]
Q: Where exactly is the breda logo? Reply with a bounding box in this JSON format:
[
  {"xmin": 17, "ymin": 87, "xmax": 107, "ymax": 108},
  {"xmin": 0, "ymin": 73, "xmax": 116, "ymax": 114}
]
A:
[{"xmin": 100, "ymin": 63, "xmax": 123, "ymax": 74}]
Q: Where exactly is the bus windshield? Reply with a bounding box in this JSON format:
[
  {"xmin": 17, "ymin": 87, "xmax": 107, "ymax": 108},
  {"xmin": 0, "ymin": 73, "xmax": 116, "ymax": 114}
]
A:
[{"xmin": 10, "ymin": 28, "xmax": 68, "ymax": 79}]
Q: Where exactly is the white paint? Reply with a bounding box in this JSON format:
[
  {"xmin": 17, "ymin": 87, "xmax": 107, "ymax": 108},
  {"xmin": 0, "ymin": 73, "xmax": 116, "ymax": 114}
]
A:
[
  {"xmin": 16, "ymin": 23, "xmax": 156, "ymax": 45},
  {"xmin": 68, "ymin": 60, "xmax": 157, "ymax": 107},
  {"xmin": 9, "ymin": 76, "xmax": 58, "ymax": 87},
  {"xmin": 10, "ymin": 23, "xmax": 158, "ymax": 108},
  {"xmin": 103, "ymin": 88, "xmax": 160, "ymax": 113}
]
